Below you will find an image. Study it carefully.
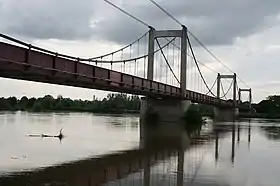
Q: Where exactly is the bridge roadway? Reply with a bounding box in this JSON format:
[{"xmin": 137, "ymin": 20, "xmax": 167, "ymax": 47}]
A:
[{"xmin": 0, "ymin": 41, "xmax": 233, "ymax": 108}]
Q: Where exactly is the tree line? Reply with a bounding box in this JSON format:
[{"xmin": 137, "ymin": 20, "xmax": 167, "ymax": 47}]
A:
[
  {"xmin": 193, "ymin": 95, "xmax": 280, "ymax": 118},
  {"xmin": 0, "ymin": 93, "xmax": 141, "ymax": 113},
  {"xmin": 251, "ymin": 95, "xmax": 280, "ymax": 118},
  {"xmin": 0, "ymin": 93, "xmax": 279, "ymax": 117}
]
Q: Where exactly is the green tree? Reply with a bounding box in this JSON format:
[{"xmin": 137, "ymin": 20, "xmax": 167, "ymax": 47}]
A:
[
  {"xmin": 0, "ymin": 93, "xmax": 141, "ymax": 113},
  {"xmin": 32, "ymin": 102, "xmax": 43, "ymax": 112},
  {"xmin": 18, "ymin": 96, "xmax": 28, "ymax": 110},
  {"xmin": 7, "ymin": 97, "xmax": 17, "ymax": 109}
]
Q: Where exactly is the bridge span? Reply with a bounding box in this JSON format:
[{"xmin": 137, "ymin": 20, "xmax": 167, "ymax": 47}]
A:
[
  {"xmin": 0, "ymin": 38, "xmax": 232, "ymax": 108},
  {"xmin": 0, "ymin": 26, "xmax": 252, "ymax": 122}
]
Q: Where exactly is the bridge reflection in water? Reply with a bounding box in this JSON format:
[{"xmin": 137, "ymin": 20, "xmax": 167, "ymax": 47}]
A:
[{"xmin": 0, "ymin": 122, "xmax": 252, "ymax": 186}]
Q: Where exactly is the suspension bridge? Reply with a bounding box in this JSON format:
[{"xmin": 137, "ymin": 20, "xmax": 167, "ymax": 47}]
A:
[
  {"xmin": 0, "ymin": 2, "xmax": 255, "ymax": 185},
  {"xmin": 0, "ymin": 26, "xmax": 251, "ymax": 117},
  {"xmin": 0, "ymin": 1, "xmax": 252, "ymax": 121}
]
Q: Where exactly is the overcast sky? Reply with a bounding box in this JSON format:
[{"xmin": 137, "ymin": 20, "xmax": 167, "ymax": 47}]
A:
[{"xmin": 1, "ymin": 0, "xmax": 280, "ymax": 103}]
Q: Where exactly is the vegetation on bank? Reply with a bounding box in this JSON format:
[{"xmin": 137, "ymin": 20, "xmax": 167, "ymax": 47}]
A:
[
  {"xmin": 195, "ymin": 95, "xmax": 280, "ymax": 119},
  {"xmin": 1, "ymin": 93, "xmax": 280, "ymax": 118},
  {"xmin": 250, "ymin": 95, "xmax": 280, "ymax": 118},
  {"xmin": 0, "ymin": 94, "xmax": 140, "ymax": 113},
  {"xmin": 261, "ymin": 125, "xmax": 280, "ymax": 140}
]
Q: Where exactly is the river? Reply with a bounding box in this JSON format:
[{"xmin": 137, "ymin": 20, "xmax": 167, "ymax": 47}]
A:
[{"xmin": 0, "ymin": 111, "xmax": 280, "ymax": 185}]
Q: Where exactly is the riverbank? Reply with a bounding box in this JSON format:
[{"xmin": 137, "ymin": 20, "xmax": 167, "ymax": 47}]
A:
[
  {"xmin": 0, "ymin": 108, "xmax": 140, "ymax": 115},
  {"xmin": 239, "ymin": 113, "xmax": 280, "ymax": 119},
  {"xmin": 2, "ymin": 93, "xmax": 280, "ymax": 119},
  {"xmin": 3, "ymin": 108, "xmax": 279, "ymax": 120},
  {"xmin": 0, "ymin": 93, "xmax": 141, "ymax": 114}
]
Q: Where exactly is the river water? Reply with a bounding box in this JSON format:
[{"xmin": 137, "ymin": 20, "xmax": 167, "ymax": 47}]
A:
[
  {"xmin": 0, "ymin": 111, "xmax": 139, "ymax": 174},
  {"xmin": 0, "ymin": 111, "xmax": 280, "ymax": 185}
]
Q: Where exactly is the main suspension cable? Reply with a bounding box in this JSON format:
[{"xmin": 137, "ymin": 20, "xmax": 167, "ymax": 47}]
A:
[
  {"xmin": 92, "ymin": 37, "xmax": 175, "ymax": 64},
  {"xmin": 89, "ymin": 31, "xmax": 148, "ymax": 60},
  {"xmin": 148, "ymin": 0, "xmax": 250, "ymax": 88},
  {"xmin": 164, "ymin": 38, "xmax": 219, "ymax": 74},
  {"xmin": 149, "ymin": 0, "xmax": 182, "ymax": 26},
  {"xmin": 206, "ymin": 78, "xmax": 217, "ymax": 96},
  {"xmin": 220, "ymin": 80, "xmax": 233, "ymax": 99},
  {"xmin": 155, "ymin": 38, "xmax": 180, "ymax": 84},
  {"xmin": 104, "ymin": 0, "xmax": 151, "ymax": 28},
  {"xmin": 187, "ymin": 35, "xmax": 216, "ymax": 97}
]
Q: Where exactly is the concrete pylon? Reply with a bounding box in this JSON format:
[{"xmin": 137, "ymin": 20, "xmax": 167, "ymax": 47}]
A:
[
  {"xmin": 143, "ymin": 27, "xmax": 192, "ymax": 147},
  {"xmin": 140, "ymin": 97, "xmax": 191, "ymax": 149},
  {"xmin": 217, "ymin": 73, "xmax": 221, "ymax": 100},
  {"xmin": 217, "ymin": 73, "xmax": 237, "ymax": 103},
  {"xmin": 180, "ymin": 26, "xmax": 187, "ymax": 97},
  {"xmin": 147, "ymin": 27, "xmax": 155, "ymax": 80},
  {"xmin": 214, "ymin": 73, "xmax": 239, "ymax": 121},
  {"xmin": 147, "ymin": 26, "xmax": 187, "ymax": 96},
  {"xmin": 233, "ymin": 73, "xmax": 237, "ymax": 107},
  {"xmin": 238, "ymin": 88, "xmax": 252, "ymax": 110}
]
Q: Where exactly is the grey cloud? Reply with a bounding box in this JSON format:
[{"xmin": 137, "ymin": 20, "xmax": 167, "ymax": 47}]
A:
[
  {"xmin": 139, "ymin": 0, "xmax": 280, "ymax": 45},
  {"xmin": 1, "ymin": 0, "xmax": 280, "ymax": 46},
  {"xmin": 0, "ymin": 0, "xmax": 96, "ymax": 40},
  {"xmin": 93, "ymin": 15, "xmax": 148, "ymax": 44},
  {"xmin": 92, "ymin": 0, "xmax": 280, "ymax": 45}
]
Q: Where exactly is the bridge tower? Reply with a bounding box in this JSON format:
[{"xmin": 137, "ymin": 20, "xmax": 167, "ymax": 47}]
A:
[
  {"xmin": 214, "ymin": 73, "xmax": 239, "ymax": 121},
  {"xmin": 147, "ymin": 26, "xmax": 187, "ymax": 96},
  {"xmin": 238, "ymin": 88, "xmax": 252, "ymax": 109},
  {"xmin": 140, "ymin": 26, "xmax": 191, "ymax": 148},
  {"xmin": 238, "ymin": 88, "xmax": 253, "ymax": 117}
]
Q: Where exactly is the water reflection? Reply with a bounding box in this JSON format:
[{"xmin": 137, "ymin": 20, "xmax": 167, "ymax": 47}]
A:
[
  {"xmin": 261, "ymin": 125, "xmax": 280, "ymax": 140},
  {"xmin": 0, "ymin": 147, "xmax": 181, "ymax": 185},
  {"xmin": 215, "ymin": 130, "xmax": 219, "ymax": 162},
  {"xmin": 1, "ymin": 113, "xmax": 280, "ymax": 186},
  {"xmin": 237, "ymin": 124, "xmax": 240, "ymax": 143},
  {"xmin": 0, "ymin": 112, "xmax": 140, "ymax": 175},
  {"xmin": 0, "ymin": 123, "xmax": 224, "ymax": 186},
  {"xmin": 214, "ymin": 122, "xmax": 252, "ymax": 165},
  {"xmin": 107, "ymin": 115, "xmax": 139, "ymax": 129},
  {"xmin": 248, "ymin": 121, "xmax": 251, "ymax": 148}
]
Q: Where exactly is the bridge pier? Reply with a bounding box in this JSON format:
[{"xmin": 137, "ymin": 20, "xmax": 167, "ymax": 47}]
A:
[
  {"xmin": 214, "ymin": 107, "xmax": 239, "ymax": 121},
  {"xmin": 140, "ymin": 97, "xmax": 191, "ymax": 149}
]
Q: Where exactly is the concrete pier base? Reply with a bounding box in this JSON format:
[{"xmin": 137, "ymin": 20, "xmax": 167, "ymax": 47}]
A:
[
  {"xmin": 214, "ymin": 107, "xmax": 239, "ymax": 121},
  {"xmin": 140, "ymin": 97, "xmax": 191, "ymax": 149}
]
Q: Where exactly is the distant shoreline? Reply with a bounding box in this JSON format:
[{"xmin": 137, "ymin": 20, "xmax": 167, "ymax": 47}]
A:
[
  {"xmin": 2, "ymin": 109, "xmax": 279, "ymax": 120},
  {"xmin": 1, "ymin": 94, "xmax": 280, "ymax": 119},
  {"xmin": 239, "ymin": 113, "xmax": 280, "ymax": 119},
  {"xmin": 0, "ymin": 109, "xmax": 140, "ymax": 115},
  {"xmin": 0, "ymin": 94, "xmax": 141, "ymax": 114}
]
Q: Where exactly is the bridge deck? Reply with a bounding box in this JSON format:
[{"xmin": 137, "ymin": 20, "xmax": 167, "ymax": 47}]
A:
[{"xmin": 0, "ymin": 42, "xmax": 233, "ymax": 108}]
